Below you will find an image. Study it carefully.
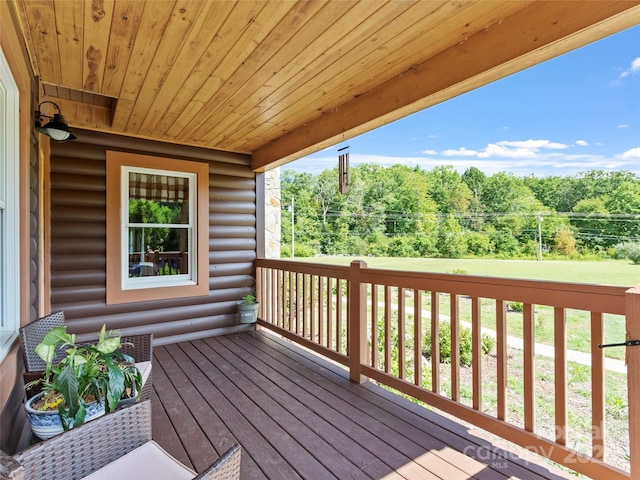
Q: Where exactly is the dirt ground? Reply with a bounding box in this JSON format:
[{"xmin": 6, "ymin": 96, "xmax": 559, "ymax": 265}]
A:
[{"xmin": 428, "ymin": 348, "xmax": 630, "ymax": 476}]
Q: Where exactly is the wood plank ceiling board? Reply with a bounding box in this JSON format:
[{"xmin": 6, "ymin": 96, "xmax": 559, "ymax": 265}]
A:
[
  {"xmin": 81, "ymin": 0, "xmax": 114, "ymax": 93},
  {"xmin": 21, "ymin": 0, "xmax": 61, "ymax": 84},
  {"xmin": 189, "ymin": 0, "xmax": 359, "ymax": 146},
  {"xmin": 53, "ymin": 0, "xmax": 84, "ymax": 90},
  {"xmin": 11, "ymin": 0, "xmax": 640, "ymax": 170},
  {"xmin": 240, "ymin": 0, "xmax": 535, "ymax": 154},
  {"xmin": 232, "ymin": 1, "xmax": 506, "ymax": 153},
  {"xmin": 203, "ymin": 0, "xmax": 394, "ymax": 149},
  {"xmin": 101, "ymin": 0, "xmax": 146, "ymax": 98},
  {"xmin": 148, "ymin": 1, "xmax": 267, "ymax": 138},
  {"xmin": 124, "ymin": 0, "xmax": 208, "ymax": 134},
  {"xmin": 223, "ymin": 0, "xmax": 426, "ymax": 152},
  {"xmin": 164, "ymin": 0, "xmax": 301, "ymax": 143},
  {"xmin": 135, "ymin": 0, "xmax": 231, "ymax": 137},
  {"xmin": 110, "ymin": 0, "xmax": 178, "ymax": 131}
]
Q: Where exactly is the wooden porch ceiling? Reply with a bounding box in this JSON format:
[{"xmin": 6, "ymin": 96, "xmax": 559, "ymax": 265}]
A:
[{"xmin": 13, "ymin": 1, "xmax": 640, "ymax": 171}]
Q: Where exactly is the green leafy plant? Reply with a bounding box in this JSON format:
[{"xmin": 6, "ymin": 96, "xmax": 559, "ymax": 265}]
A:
[
  {"xmin": 26, "ymin": 325, "xmax": 142, "ymax": 430},
  {"xmin": 241, "ymin": 293, "xmax": 257, "ymax": 305},
  {"xmin": 423, "ymin": 321, "xmax": 494, "ymax": 367}
]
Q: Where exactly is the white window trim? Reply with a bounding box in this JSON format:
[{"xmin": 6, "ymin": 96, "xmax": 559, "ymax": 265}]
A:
[
  {"xmin": 121, "ymin": 166, "xmax": 197, "ymax": 290},
  {"xmin": 0, "ymin": 46, "xmax": 20, "ymax": 360}
]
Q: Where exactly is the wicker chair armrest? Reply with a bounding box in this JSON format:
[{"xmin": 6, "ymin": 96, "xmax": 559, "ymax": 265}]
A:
[
  {"xmin": 119, "ymin": 333, "xmax": 153, "ymax": 363},
  {"xmin": 12, "ymin": 400, "xmax": 152, "ymax": 480},
  {"xmin": 0, "ymin": 451, "xmax": 24, "ymax": 480},
  {"xmin": 193, "ymin": 444, "xmax": 241, "ymax": 480}
]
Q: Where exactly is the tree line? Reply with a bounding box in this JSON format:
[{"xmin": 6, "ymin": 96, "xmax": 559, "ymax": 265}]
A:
[{"xmin": 281, "ymin": 165, "xmax": 640, "ymax": 260}]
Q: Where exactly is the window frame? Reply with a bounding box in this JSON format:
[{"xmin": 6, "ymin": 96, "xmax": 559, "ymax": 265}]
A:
[
  {"xmin": 106, "ymin": 151, "xmax": 209, "ymax": 305},
  {"xmin": 0, "ymin": 46, "xmax": 20, "ymax": 360}
]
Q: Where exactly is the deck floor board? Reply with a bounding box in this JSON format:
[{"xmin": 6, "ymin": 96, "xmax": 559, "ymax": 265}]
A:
[{"xmin": 151, "ymin": 331, "xmax": 573, "ymax": 480}]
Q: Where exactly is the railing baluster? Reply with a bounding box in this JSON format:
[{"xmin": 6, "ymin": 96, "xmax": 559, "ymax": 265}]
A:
[
  {"xmin": 327, "ymin": 277, "xmax": 333, "ymax": 349},
  {"xmin": 450, "ymin": 294, "xmax": 460, "ymax": 402},
  {"xmin": 414, "ymin": 289, "xmax": 422, "ymax": 387},
  {"xmin": 472, "ymin": 296, "xmax": 482, "ymax": 411},
  {"xmin": 318, "ymin": 276, "xmax": 324, "ymax": 346},
  {"xmin": 384, "ymin": 285, "xmax": 392, "ymax": 374},
  {"xmin": 372, "ymin": 284, "xmax": 379, "ymax": 369},
  {"xmin": 337, "ymin": 279, "xmax": 343, "ymax": 354},
  {"xmin": 398, "ymin": 287, "xmax": 406, "ymax": 380},
  {"xmin": 302, "ymin": 274, "xmax": 308, "ymax": 339},
  {"xmin": 496, "ymin": 299, "xmax": 507, "ymax": 421},
  {"xmin": 311, "ymin": 275, "xmax": 317, "ymax": 343},
  {"xmin": 555, "ymin": 307, "xmax": 567, "ymax": 445},
  {"xmin": 524, "ymin": 303, "xmax": 535, "ymax": 432},
  {"xmin": 270, "ymin": 268, "xmax": 276, "ymax": 324},
  {"xmin": 287, "ymin": 272, "xmax": 296, "ymax": 332},
  {"xmin": 295, "ymin": 272, "xmax": 301, "ymax": 335},
  {"xmin": 591, "ymin": 311, "xmax": 605, "ymax": 460},
  {"xmin": 278, "ymin": 269, "xmax": 284, "ymax": 328},
  {"xmin": 431, "ymin": 291, "xmax": 440, "ymax": 394}
]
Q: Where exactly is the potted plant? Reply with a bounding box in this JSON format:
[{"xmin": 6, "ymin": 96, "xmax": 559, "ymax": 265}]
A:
[
  {"xmin": 237, "ymin": 293, "xmax": 259, "ymax": 324},
  {"xmin": 24, "ymin": 325, "xmax": 142, "ymax": 439}
]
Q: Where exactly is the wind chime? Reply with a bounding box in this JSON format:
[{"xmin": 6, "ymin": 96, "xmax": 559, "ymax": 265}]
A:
[{"xmin": 338, "ymin": 146, "xmax": 350, "ymax": 194}]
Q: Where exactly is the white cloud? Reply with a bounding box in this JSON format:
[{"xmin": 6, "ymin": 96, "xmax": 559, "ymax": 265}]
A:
[
  {"xmin": 618, "ymin": 147, "xmax": 640, "ymax": 160},
  {"xmin": 441, "ymin": 147, "xmax": 478, "ymax": 157},
  {"xmin": 478, "ymin": 143, "xmax": 537, "ymax": 158},
  {"xmin": 496, "ymin": 139, "xmax": 568, "ymax": 150},
  {"xmin": 421, "ymin": 149, "xmax": 438, "ymax": 155},
  {"xmin": 575, "ymin": 140, "xmax": 588, "ymax": 146},
  {"xmin": 286, "ymin": 150, "xmax": 640, "ymax": 178},
  {"xmin": 619, "ymin": 57, "xmax": 640, "ymax": 79},
  {"xmin": 618, "ymin": 124, "xmax": 630, "ymax": 129}
]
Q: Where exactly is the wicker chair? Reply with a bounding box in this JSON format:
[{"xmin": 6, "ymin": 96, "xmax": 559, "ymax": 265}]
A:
[
  {"xmin": 0, "ymin": 401, "xmax": 242, "ymax": 480},
  {"xmin": 19, "ymin": 311, "xmax": 153, "ymax": 401}
]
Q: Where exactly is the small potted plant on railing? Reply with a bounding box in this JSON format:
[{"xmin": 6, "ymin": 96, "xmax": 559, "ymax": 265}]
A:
[
  {"xmin": 24, "ymin": 325, "xmax": 142, "ymax": 440},
  {"xmin": 237, "ymin": 293, "xmax": 259, "ymax": 324}
]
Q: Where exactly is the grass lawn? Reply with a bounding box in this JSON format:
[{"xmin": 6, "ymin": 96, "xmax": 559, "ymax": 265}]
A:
[
  {"xmin": 304, "ymin": 256, "xmax": 640, "ymax": 286},
  {"xmin": 304, "ymin": 256, "xmax": 633, "ymax": 359}
]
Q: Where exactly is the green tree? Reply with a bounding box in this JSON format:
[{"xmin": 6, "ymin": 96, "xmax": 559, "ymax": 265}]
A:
[
  {"xmin": 462, "ymin": 167, "xmax": 487, "ymax": 230},
  {"xmin": 437, "ymin": 214, "xmax": 467, "ymax": 258},
  {"xmin": 572, "ymin": 196, "xmax": 611, "ymax": 249},
  {"xmin": 426, "ymin": 166, "xmax": 472, "ymax": 215}
]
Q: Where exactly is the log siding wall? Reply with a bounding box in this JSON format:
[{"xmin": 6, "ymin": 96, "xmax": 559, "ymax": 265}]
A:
[{"xmin": 49, "ymin": 130, "xmax": 257, "ymax": 344}]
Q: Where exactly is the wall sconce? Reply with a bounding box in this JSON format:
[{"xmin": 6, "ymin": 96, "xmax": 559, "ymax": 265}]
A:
[{"xmin": 35, "ymin": 101, "xmax": 76, "ymax": 141}]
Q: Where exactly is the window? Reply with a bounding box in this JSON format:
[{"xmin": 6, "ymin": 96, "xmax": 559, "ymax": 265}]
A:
[
  {"xmin": 106, "ymin": 151, "xmax": 209, "ymax": 304},
  {"xmin": 0, "ymin": 47, "xmax": 20, "ymax": 360}
]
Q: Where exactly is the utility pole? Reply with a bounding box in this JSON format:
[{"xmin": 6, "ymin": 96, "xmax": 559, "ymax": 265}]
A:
[
  {"xmin": 291, "ymin": 196, "xmax": 295, "ymax": 259},
  {"xmin": 537, "ymin": 212, "xmax": 543, "ymax": 261}
]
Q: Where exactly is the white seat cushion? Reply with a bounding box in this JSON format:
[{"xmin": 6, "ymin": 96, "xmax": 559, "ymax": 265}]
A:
[
  {"xmin": 136, "ymin": 360, "xmax": 152, "ymax": 387},
  {"xmin": 81, "ymin": 441, "xmax": 195, "ymax": 480}
]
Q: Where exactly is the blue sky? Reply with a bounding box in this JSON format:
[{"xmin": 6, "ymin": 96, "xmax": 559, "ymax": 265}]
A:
[{"xmin": 287, "ymin": 25, "xmax": 640, "ymax": 178}]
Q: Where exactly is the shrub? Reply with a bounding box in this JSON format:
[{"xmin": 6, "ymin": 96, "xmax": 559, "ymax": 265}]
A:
[
  {"xmin": 554, "ymin": 228, "xmax": 578, "ymax": 255},
  {"xmin": 293, "ymin": 244, "xmax": 317, "ymax": 258},
  {"xmin": 508, "ymin": 301, "xmax": 523, "ymax": 312},
  {"xmin": 464, "ymin": 231, "xmax": 494, "ymax": 256},
  {"xmin": 423, "ymin": 321, "xmax": 494, "ymax": 367},
  {"xmin": 614, "ymin": 241, "xmax": 640, "ymax": 265}
]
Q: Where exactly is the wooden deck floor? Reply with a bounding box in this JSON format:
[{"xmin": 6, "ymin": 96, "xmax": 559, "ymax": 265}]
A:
[{"xmin": 151, "ymin": 330, "xmax": 573, "ymax": 480}]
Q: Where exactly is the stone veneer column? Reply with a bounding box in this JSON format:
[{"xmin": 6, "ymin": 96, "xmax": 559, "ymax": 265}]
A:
[{"xmin": 262, "ymin": 168, "xmax": 281, "ymax": 258}]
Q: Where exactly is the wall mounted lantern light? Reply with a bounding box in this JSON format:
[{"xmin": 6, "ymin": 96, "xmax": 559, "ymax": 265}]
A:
[{"xmin": 35, "ymin": 101, "xmax": 76, "ymax": 141}]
